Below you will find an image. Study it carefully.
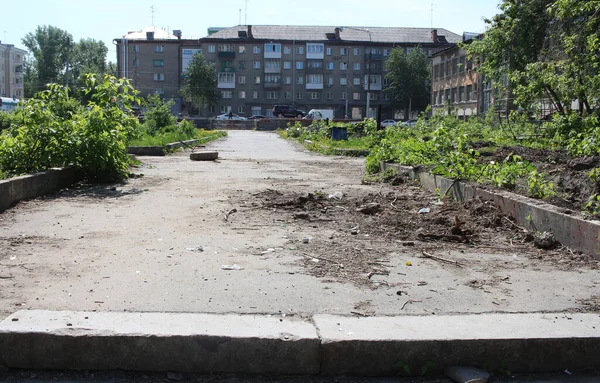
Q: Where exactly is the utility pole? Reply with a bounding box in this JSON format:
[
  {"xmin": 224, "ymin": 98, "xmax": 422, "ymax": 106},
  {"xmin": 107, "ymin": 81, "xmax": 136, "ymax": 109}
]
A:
[
  {"xmin": 345, "ymin": 46, "xmax": 349, "ymax": 119},
  {"xmin": 245, "ymin": 0, "xmax": 248, "ymax": 25},
  {"xmin": 65, "ymin": 37, "xmax": 71, "ymax": 89},
  {"xmin": 365, "ymin": 31, "xmax": 372, "ymax": 119}
]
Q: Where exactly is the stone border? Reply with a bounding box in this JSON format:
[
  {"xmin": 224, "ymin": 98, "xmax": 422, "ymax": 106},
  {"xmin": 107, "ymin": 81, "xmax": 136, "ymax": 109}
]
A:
[
  {"xmin": 303, "ymin": 140, "xmax": 370, "ymax": 157},
  {"xmin": 127, "ymin": 139, "xmax": 209, "ymax": 157},
  {"xmin": 382, "ymin": 162, "xmax": 600, "ymax": 258},
  {"xmin": 0, "ymin": 168, "xmax": 83, "ymax": 213},
  {"xmin": 1, "ymin": 310, "xmax": 599, "ymax": 376}
]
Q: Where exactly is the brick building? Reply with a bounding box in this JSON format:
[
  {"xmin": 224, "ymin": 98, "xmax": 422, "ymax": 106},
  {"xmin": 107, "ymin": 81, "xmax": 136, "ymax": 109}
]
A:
[
  {"xmin": 115, "ymin": 25, "xmax": 460, "ymax": 118},
  {"xmin": 0, "ymin": 43, "xmax": 26, "ymax": 99}
]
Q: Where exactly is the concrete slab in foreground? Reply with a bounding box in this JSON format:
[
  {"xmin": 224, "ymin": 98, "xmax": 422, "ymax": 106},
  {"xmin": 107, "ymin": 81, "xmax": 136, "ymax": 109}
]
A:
[
  {"xmin": 0, "ymin": 310, "xmax": 320, "ymax": 374},
  {"xmin": 314, "ymin": 313, "xmax": 600, "ymax": 376},
  {"xmin": 1, "ymin": 311, "xmax": 600, "ymax": 376}
]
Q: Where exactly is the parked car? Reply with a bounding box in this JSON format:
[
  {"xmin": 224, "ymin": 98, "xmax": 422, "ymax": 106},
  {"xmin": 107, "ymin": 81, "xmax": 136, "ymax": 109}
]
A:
[
  {"xmin": 380, "ymin": 119, "xmax": 398, "ymax": 127},
  {"xmin": 304, "ymin": 109, "xmax": 334, "ymax": 120},
  {"xmin": 400, "ymin": 119, "xmax": 417, "ymax": 127},
  {"xmin": 215, "ymin": 113, "xmax": 247, "ymax": 120},
  {"xmin": 272, "ymin": 105, "xmax": 305, "ymax": 118},
  {"xmin": 248, "ymin": 115, "xmax": 267, "ymax": 120}
]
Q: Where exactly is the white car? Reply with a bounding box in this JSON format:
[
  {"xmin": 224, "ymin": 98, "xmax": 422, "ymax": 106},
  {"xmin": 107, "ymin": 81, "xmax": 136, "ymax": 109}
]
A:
[
  {"xmin": 215, "ymin": 113, "xmax": 247, "ymax": 120},
  {"xmin": 380, "ymin": 119, "xmax": 398, "ymax": 127}
]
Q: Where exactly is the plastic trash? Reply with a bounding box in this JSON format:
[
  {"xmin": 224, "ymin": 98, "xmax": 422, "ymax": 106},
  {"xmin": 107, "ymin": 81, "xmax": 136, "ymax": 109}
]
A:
[
  {"xmin": 186, "ymin": 245, "xmax": 204, "ymax": 252},
  {"xmin": 418, "ymin": 207, "xmax": 431, "ymax": 214},
  {"xmin": 328, "ymin": 191, "xmax": 344, "ymax": 200},
  {"xmin": 221, "ymin": 264, "xmax": 243, "ymax": 271},
  {"xmin": 302, "ymin": 237, "xmax": 312, "ymax": 244},
  {"xmin": 261, "ymin": 248, "xmax": 275, "ymax": 254}
]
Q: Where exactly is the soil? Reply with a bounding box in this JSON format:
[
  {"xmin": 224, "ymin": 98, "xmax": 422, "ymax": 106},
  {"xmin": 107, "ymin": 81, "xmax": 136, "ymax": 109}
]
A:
[
  {"xmin": 479, "ymin": 145, "xmax": 600, "ymax": 212},
  {"xmin": 230, "ymin": 179, "xmax": 598, "ymax": 288}
]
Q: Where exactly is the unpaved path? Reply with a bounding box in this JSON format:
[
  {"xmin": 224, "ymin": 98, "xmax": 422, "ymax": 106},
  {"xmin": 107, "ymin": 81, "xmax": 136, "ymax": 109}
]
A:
[{"xmin": 1, "ymin": 130, "xmax": 599, "ymax": 320}]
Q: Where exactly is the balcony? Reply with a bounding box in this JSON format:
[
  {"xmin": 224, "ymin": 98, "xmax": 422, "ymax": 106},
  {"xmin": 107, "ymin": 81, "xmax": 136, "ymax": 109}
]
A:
[
  {"xmin": 218, "ymin": 81, "xmax": 236, "ymax": 89},
  {"xmin": 218, "ymin": 51, "xmax": 236, "ymax": 59},
  {"xmin": 306, "ymin": 66, "xmax": 324, "ymax": 73},
  {"xmin": 264, "ymin": 82, "xmax": 282, "ymax": 89},
  {"xmin": 364, "ymin": 53, "xmax": 383, "ymax": 61},
  {"xmin": 306, "ymin": 83, "xmax": 324, "ymax": 90},
  {"xmin": 264, "ymin": 67, "xmax": 281, "ymax": 74}
]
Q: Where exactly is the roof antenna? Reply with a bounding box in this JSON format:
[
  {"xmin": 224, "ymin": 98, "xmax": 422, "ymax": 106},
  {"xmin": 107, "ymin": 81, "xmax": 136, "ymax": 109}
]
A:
[
  {"xmin": 430, "ymin": 3, "xmax": 434, "ymax": 29},
  {"xmin": 245, "ymin": 0, "xmax": 248, "ymax": 25},
  {"xmin": 151, "ymin": 5, "xmax": 156, "ymax": 26},
  {"xmin": 239, "ymin": 9, "xmax": 242, "ymax": 25}
]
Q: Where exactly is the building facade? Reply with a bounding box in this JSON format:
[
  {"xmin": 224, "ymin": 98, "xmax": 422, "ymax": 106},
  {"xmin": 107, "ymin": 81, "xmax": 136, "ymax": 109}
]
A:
[
  {"xmin": 115, "ymin": 25, "xmax": 460, "ymax": 118},
  {"xmin": 430, "ymin": 33, "xmax": 497, "ymax": 119},
  {"xmin": 0, "ymin": 43, "xmax": 26, "ymax": 99}
]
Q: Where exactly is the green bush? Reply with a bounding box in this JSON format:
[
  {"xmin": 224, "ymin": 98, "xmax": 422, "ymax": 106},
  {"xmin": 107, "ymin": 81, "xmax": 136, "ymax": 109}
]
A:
[
  {"xmin": 0, "ymin": 74, "xmax": 141, "ymax": 181},
  {"xmin": 0, "ymin": 111, "xmax": 15, "ymax": 131},
  {"xmin": 142, "ymin": 94, "xmax": 176, "ymax": 135}
]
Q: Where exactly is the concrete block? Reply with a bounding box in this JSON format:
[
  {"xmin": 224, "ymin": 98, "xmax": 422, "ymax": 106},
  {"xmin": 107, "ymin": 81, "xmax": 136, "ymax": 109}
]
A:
[
  {"xmin": 0, "ymin": 310, "xmax": 320, "ymax": 374},
  {"xmin": 126, "ymin": 146, "xmax": 166, "ymax": 156},
  {"xmin": 314, "ymin": 313, "xmax": 600, "ymax": 376},
  {"xmin": 190, "ymin": 151, "xmax": 219, "ymax": 161},
  {"xmin": 0, "ymin": 179, "xmax": 11, "ymax": 212},
  {"xmin": 445, "ymin": 365, "xmax": 490, "ymax": 383}
]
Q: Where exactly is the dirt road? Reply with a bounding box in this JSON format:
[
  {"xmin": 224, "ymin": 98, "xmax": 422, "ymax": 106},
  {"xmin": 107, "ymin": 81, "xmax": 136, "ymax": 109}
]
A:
[{"xmin": 1, "ymin": 130, "xmax": 599, "ymax": 320}]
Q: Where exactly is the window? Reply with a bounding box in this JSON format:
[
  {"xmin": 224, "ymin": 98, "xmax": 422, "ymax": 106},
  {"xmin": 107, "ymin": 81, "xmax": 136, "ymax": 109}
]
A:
[
  {"xmin": 369, "ymin": 93, "xmax": 377, "ymax": 101},
  {"xmin": 307, "ymin": 74, "xmax": 323, "ymax": 85},
  {"xmin": 239, "ymin": 61, "xmax": 246, "ymax": 69},
  {"xmin": 452, "ymin": 87, "xmax": 457, "ymax": 103},
  {"xmin": 265, "ymin": 74, "xmax": 281, "ymax": 84},
  {"xmin": 253, "ymin": 61, "xmax": 261, "ymax": 69},
  {"xmin": 434, "ymin": 64, "xmax": 439, "ymax": 79},
  {"xmin": 208, "ymin": 45, "xmax": 216, "ymax": 53},
  {"xmin": 153, "ymin": 60, "xmax": 164, "ymax": 67},
  {"xmin": 267, "ymin": 91, "xmax": 279, "ymax": 99},
  {"xmin": 440, "ymin": 62, "xmax": 445, "ymax": 77},
  {"xmin": 383, "ymin": 49, "xmax": 390, "ymax": 56},
  {"xmin": 133, "ymin": 59, "xmax": 139, "ymax": 67},
  {"xmin": 452, "ymin": 58, "xmax": 459, "ymax": 75},
  {"xmin": 252, "ymin": 106, "xmax": 262, "ymax": 116},
  {"xmin": 220, "ymin": 106, "xmax": 230, "ymax": 113},
  {"xmin": 296, "ymin": 61, "xmax": 304, "ymax": 70},
  {"xmin": 340, "ymin": 62, "xmax": 348, "ymax": 70},
  {"xmin": 326, "ymin": 92, "xmax": 333, "ymax": 100},
  {"xmin": 283, "ymin": 61, "xmax": 291, "ymax": 69},
  {"xmin": 466, "ymin": 85, "xmax": 473, "ymax": 101},
  {"xmin": 253, "ymin": 91, "xmax": 259, "ymax": 99},
  {"xmin": 353, "ymin": 48, "xmax": 360, "ymax": 55},
  {"xmin": 218, "ymin": 72, "xmax": 235, "ymax": 83},
  {"xmin": 445, "ymin": 89, "xmax": 451, "ymax": 103},
  {"xmin": 353, "ymin": 92, "xmax": 360, "ymax": 100},
  {"xmin": 208, "ymin": 106, "xmax": 215, "ymax": 113},
  {"xmin": 296, "ymin": 76, "xmax": 304, "ymax": 84},
  {"xmin": 133, "ymin": 45, "xmax": 140, "ymax": 52},
  {"xmin": 353, "ymin": 78, "xmax": 360, "ymax": 86},
  {"xmin": 284, "ymin": 76, "xmax": 291, "ymax": 84},
  {"xmin": 458, "ymin": 87, "xmax": 464, "ymax": 102},
  {"xmin": 340, "ymin": 77, "xmax": 347, "ymax": 86},
  {"xmin": 254, "ymin": 76, "xmax": 261, "ymax": 84},
  {"xmin": 309, "ymin": 92, "xmax": 320, "ymax": 100},
  {"xmin": 340, "ymin": 48, "xmax": 347, "ymax": 55},
  {"xmin": 307, "ymin": 43, "xmax": 324, "ymax": 54},
  {"xmin": 153, "ymin": 73, "xmax": 165, "ymax": 81},
  {"xmin": 154, "ymin": 45, "xmax": 164, "ymax": 53},
  {"xmin": 238, "ymin": 105, "xmax": 245, "ymax": 114},
  {"xmin": 307, "ymin": 61, "xmax": 323, "ymax": 69},
  {"xmin": 327, "ymin": 77, "xmax": 334, "ymax": 86},
  {"xmin": 239, "ymin": 75, "xmax": 246, "ymax": 84},
  {"xmin": 296, "ymin": 46, "xmax": 304, "ymax": 54},
  {"xmin": 239, "ymin": 91, "xmax": 246, "ymax": 99},
  {"xmin": 353, "ymin": 63, "xmax": 360, "ymax": 71},
  {"xmin": 239, "ymin": 46, "xmax": 246, "ymax": 53},
  {"xmin": 327, "ymin": 62, "xmax": 334, "ymax": 70},
  {"xmin": 253, "ymin": 46, "xmax": 261, "ymax": 54},
  {"xmin": 284, "ymin": 47, "xmax": 291, "ymax": 54},
  {"xmin": 341, "ymin": 92, "xmax": 347, "ymax": 100},
  {"xmin": 383, "ymin": 78, "xmax": 390, "ymax": 86},
  {"xmin": 265, "ymin": 43, "xmax": 281, "ymax": 53},
  {"xmin": 296, "ymin": 92, "xmax": 303, "ymax": 99},
  {"xmin": 154, "ymin": 88, "xmax": 164, "ymax": 95},
  {"xmin": 284, "ymin": 91, "xmax": 291, "ymax": 99},
  {"xmin": 221, "ymin": 91, "xmax": 233, "ymax": 98},
  {"xmin": 459, "ymin": 56, "xmax": 465, "ymax": 73},
  {"xmin": 326, "ymin": 47, "xmax": 332, "ymax": 55},
  {"xmin": 352, "ymin": 107, "xmax": 362, "ymax": 119}
]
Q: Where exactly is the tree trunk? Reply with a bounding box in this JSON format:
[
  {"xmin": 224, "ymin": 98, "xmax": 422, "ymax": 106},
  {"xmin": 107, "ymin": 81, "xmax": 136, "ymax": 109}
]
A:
[{"xmin": 545, "ymin": 86, "xmax": 565, "ymax": 116}]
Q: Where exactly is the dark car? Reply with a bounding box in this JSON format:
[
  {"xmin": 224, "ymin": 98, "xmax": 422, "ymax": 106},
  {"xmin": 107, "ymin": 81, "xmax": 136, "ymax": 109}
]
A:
[
  {"xmin": 248, "ymin": 115, "xmax": 267, "ymax": 120},
  {"xmin": 272, "ymin": 105, "xmax": 305, "ymax": 118}
]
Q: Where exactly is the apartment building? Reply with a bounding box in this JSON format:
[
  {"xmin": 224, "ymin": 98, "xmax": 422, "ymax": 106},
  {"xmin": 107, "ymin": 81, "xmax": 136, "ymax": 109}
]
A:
[
  {"xmin": 430, "ymin": 33, "xmax": 495, "ymax": 119},
  {"xmin": 116, "ymin": 25, "xmax": 461, "ymax": 118},
  {"xmin": 0, "ymin": 43, "xmax": 26, "ymax": 99}
]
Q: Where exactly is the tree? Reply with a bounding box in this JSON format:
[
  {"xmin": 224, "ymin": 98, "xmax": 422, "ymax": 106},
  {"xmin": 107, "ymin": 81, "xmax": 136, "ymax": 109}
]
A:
[
  {"xmin": 69, "ymin": 38, "xmax": 108, "ymax": 83},
  {"xmin": 384, "ymin": 47, "xmax": 430, "ymax": 119},
  {"xmin": 179, "ymin": 53, "xmax": 219, "ymax": 114},
  {"xmin": 466, "ymin": 0, "xmax": 600, "ymax": 117},
  {"xmin": 22, "ymin": 25, "xmax": 72, "ymax": 92}
]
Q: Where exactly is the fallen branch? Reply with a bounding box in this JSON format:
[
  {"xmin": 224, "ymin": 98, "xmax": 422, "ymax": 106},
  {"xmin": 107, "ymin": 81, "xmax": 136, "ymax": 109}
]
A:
[
  {"xmin": 0, "ymin": 275, "xmax": 15, "ymax": 279},
  {"xmin": 224, "ymin": 208, "xmax": 238, "ymax": 221},
  {"xmin": 0, "ymin": 263, "xmax": 33, "ymax": 271},
  {"xmin": 300, "ymin": 253, "xmax": 341, "ymax": 266},
  {"xmin": 390, "ymin": 195, "xmax": 399, "ymax": 210},
  {"xmin": 421, "ymin": 251, "xmax": 462, "ymax": 267},
  {"xmin": 401, "ymin": 299, "xmax": 422, "ymax": 310},
  {"xmin": 350, "ymin": 311, "xmax": 369, "ymax": 317},
  {"xmin": 503, "ymin": 216, "xmax": 528, "ymax": 232}
]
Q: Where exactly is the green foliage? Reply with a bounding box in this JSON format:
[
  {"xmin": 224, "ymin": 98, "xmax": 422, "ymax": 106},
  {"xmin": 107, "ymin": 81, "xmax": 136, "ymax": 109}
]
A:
[
  {"xmin": 142, "ymin": 95, "xmax": 177, "ymax": 135},
  {"xmin": 385, "ymin": 47, "xmax": 430, "ymax": 116},
  {"xmin": 0, "ymin": 74, "xmax": 141, "ymax": 182},
  {"xmin": 527, "ymin": 170, "xmax": 556, "ymax": 198},
  {"xmin": 0, "ymin": 111, "xmax": 15, "ymax": 131},
  {"xmin": 179, "ymin": 53, "xmax": 220, "ymax": 110},
  {"xmin": 129, "ymin": 127, "xmax": 225, "ymax": 147}
]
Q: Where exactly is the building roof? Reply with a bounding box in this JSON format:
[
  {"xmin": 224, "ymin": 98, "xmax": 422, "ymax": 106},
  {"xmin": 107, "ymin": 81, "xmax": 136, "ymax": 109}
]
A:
[
  {"xmin": 122, "ymin": 26, "xmax": 178, "ymax": 40},
  {"xmin": 204, "ymin": 25, "xmax": 461, "ymax": 44}
]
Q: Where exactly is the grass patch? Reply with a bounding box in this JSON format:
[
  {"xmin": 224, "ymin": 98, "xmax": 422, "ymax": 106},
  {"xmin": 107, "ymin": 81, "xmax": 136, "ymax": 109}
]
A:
[{"xmin": 129, "ymin": 129, "xmax": 226, "ymax": 147}]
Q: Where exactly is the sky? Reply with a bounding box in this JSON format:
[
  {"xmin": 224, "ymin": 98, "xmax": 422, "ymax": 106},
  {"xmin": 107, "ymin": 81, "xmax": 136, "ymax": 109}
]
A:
[{"xmin": 1, "ymin": 0, "xmax": 503, "ymax": 62}]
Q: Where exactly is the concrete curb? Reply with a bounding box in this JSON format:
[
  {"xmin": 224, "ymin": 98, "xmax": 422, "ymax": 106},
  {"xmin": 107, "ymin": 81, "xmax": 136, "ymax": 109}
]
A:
[
  {"xmin": 0, "ymin": 168, "xmax": 83, "ymax": 213},
  {"xmin": 381, "ymin": 162, "xmax": 600, "ymax": 259},
  {"xmin": 1, "ymin": 311, "xmax": 599, "ymax": 376},
  {"xmin": 127, "ymin": 139, "xmax": 207, "ymax": 157}
]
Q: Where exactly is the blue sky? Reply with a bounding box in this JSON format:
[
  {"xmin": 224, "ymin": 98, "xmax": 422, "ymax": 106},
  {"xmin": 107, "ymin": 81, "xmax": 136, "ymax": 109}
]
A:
[{"xmin": 1, "ymin": 0, "xmax": 502, "ymax": 62}]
